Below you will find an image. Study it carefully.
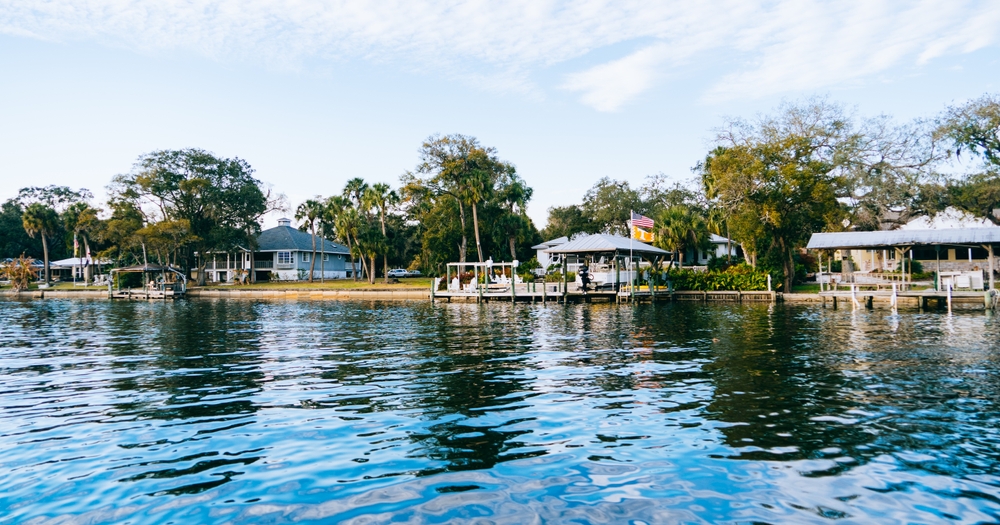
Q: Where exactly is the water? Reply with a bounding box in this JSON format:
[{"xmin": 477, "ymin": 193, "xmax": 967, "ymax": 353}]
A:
[{"xmin": 1, "ymin": 299, "xmax": 1000, "ymax": 524}]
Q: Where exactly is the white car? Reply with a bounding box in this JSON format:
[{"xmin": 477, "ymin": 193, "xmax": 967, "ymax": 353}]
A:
[{"xmin": 387, "ymin": 269, "xmax": 409, "ymax": 278}]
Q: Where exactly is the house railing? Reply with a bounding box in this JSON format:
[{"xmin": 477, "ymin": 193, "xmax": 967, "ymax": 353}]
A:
[{"xmin": 205, "ymin": 261, "xmax": 246, "ymax": 270}]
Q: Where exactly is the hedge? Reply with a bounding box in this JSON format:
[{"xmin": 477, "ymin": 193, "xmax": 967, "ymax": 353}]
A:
[{"xmin": 666, "ymin": 265, "xmax": 769, "ymax": 291}]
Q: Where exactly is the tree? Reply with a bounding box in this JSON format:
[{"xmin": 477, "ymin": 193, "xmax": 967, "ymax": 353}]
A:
[
  {"xmin": 22, "ymin": 203, "xmax": 60, "ymax": 285},
  {"xmin": 416, "ymin": 134, "xmax": 513, "ymax": 263},
  {"xmin": 654, "ymin": 205, "xmax": 710, "ymax": 269},
  {"xmin": 936, "ymin": 94, "xmax": 1000, "ymax": 224},
  {"xmin": 541, "ymin": 205, "xmax": 594, "ymax": 240},
  {"xmin": 110, "ymin": 149, "xmax": 281, "ymax": 285},
  {"xmin": 703, "ymin": 100, "xmax": 847, "ymax": 290},
  {"xmin": 62, "ymin": 202, "xmax": 103, "ymax": 282},
  {"xmin": 17, "ymin": 186, "xmax": 92, "ymax": 210},
  {"xmin": 580, "ymin": 177, "xmax": 644, "ymax": 235},
  {"xmin": 0, "ymin": 201, "xmax": 42, "ymax": 260},
  {"xmin": 493, "ymin": 171, "xmax": 535, "ymax": 260},
  {"xmin": 363, "ymin": 183, "xmax": 399, "ymax": 283},
  {"xmin": 295, "ymin": 198, "xmax": 324, "ymax": 282}
]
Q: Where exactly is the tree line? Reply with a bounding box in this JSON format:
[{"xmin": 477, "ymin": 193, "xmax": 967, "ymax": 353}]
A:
[
  {"xmin": 3, "ymin": 94, "xmax": 998, "ymax": 289},
  {"xmin": 0, "ymin": 135, "xmax": 542, "ymax": 285},
  {"xmin": 542, "ymin": 94, "xmax": 1000, "ymax": 291}
]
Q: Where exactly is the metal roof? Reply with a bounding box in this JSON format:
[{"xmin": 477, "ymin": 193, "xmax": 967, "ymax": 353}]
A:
[
  {"xmin": 257, "ymin": 225, "xmax": 350, "ymax": 254},
  {"xmin": 531, "ymin": 236, "xmax": 569, "ymax": 250},
  {"xmin": 709, "ymin": 234, "xmax": 731, "ymax": 244},
  {"xmin": 806, "ymin": 228, "xmax": 1000, "ymax": 250},
  {"xmin": 544, "ymin": 234, "xmax": 669, "ymax": 256}
]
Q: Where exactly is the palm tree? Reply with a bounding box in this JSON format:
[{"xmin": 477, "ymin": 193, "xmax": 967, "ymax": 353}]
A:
[
  {"xmin": 654, "ymin": 205, "xmax": 711, "ymax": 271},
  {"xmin": 363, "ymin": 183, "xmax": 399, "ymax": 283},
  {"xmin": 335, "ymin": 205, "xmax": 364, "ymax": 282},
  {"xmin": 495, "ymin": 170, "xmax": 533, "ymax": 259},
  {"xmin": 343, "ymin": 178, "xmax": 369, "ymax": 209},
  {"xmin": 22, "ymin": 203, "xmax": 60, "ymax": 285},
  {"xmin": 295, "ymin": 198, "xmax": 324, "ymax": 282},
  {"xmin": 63, "ymin": 202, "xmax": 102, "ymax": 281}
]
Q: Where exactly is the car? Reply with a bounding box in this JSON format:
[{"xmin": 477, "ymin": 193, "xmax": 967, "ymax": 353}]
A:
[
  {"xmin": 387, "ymin": 269, "xmax": 409, "ymax": 278},
  {"xmin": 407, "ymin": 270, "xmax": 422, "ymax": 277}
]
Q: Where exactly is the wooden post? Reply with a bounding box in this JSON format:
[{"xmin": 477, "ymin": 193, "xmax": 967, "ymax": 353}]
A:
[
  {"xmin": 614, "ymin": 256, "xmax": 620, "ymax": 292},
  {"xmin": 988, "ymin": 244, "xmax": 995, "ymax": 291},
  {"xmin": 563, "ymin": 256, "xmax": 568, "ymax": 304},
  {"xmin": 935, "ymin": 246, "xmax": 941, "ymax": 291}
]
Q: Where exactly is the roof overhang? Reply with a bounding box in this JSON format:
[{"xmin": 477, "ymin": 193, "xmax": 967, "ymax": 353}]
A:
[{"xmin": 807, "ymin": 228, "xmax": 1000, "ymax": 250}]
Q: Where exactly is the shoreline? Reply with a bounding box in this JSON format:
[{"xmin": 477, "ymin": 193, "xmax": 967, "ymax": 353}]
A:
[{"xmin": 0, "ymin": 289, "xmax": 832, "ymax": 304}]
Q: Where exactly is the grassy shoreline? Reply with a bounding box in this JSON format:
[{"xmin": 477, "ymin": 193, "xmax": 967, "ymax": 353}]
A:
[{"xmin": 1, "ymin": 277, "xmax": 433, "ymax": 292}]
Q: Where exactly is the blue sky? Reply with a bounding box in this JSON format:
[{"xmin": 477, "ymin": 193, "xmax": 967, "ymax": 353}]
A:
[{"xmin": 1, "ymin": 1, "xmax": 998, "ymax": 227}]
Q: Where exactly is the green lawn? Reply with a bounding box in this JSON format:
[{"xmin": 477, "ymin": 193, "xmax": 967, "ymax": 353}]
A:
[
  {"xmin": 0, "ymin": 281, "xmax": 105, "ymax": 291},
  {"xmin": 196, "ymin": 277, "xmax": 433, "ymax": 290},
  {"xmin": 790, "ymin": 283, "xmax": 821, "ymax": 293}
]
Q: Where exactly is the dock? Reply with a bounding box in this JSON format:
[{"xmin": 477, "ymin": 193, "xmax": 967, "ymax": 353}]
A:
[
  {"xmin": 110, "ymin": 288, "xmax": 185, "ymax": 300},
  {"xmin": 432, "ymin": 281, "xmax": 777, "ymax": 304},
  {"xmin": 818, "ymin": 286, "xmax": 997, "ymax": 309}
]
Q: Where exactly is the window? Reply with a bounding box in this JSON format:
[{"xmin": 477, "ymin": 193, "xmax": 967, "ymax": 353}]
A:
[
  {"xmin": 277, "ymin": 251, "xmax": 293, "ymax": 266},
  {"xmin": 302, "ymin": 253, "xmax": 311, "ymax": 262},
  {"xmin": 323, "ymin": 254, "xmax": 329, "ymax": 262}
]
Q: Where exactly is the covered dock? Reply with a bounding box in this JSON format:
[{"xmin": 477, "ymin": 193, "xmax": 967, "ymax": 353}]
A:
[
  {"xmin": 429, "ymin": 234, "xmax": 779, "ymax": 303},
  {"xmin": 109, "ymin": 264, "xmax": 187, "ymax": 300},
  {"xmin": 806, "ymin": 228, "xmax": 1000, "ymax": 309}
]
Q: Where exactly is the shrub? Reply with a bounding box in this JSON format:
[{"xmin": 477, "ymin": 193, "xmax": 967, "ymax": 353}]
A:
[
  {"xmin": 667, "ymin": 264, "xmax": 769, "ymax": 291},
  {"xmin": 897, "ymin": 259, "xmax": 923, "ymax": 274},
  {"xmin": 2, "ymin": 255, "xmax": 39, "ymax": 292},
  {"xmin": 545, "ymin": 271, "xmax": 576, "ymax": 283}
]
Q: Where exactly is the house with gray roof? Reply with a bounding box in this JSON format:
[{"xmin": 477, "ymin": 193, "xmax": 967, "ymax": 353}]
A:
[{"xmin": 199, "ymin": 218, "xmax": 353, "ymax": 282}]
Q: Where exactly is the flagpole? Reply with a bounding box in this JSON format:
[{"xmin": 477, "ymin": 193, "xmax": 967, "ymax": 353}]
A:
[{"xmin": 629, "ymin": 211, "xmax": 634, "ymax": 294}]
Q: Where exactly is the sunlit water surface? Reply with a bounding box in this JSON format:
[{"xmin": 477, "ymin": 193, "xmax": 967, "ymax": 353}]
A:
[{"xmin": 2, "ymin": 299, "xmax": 1000, "ymax": 524}]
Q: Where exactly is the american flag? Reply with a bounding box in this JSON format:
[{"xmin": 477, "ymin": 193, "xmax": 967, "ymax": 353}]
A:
[{"xmin": 630, "ymin": 211, "xmax": 654, "ymax": 229}]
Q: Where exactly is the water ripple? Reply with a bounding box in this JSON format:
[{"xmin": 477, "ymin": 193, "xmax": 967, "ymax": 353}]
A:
[{"xmin": 2, "ymin": 299, "xmax": 1000, "ymax": 523}]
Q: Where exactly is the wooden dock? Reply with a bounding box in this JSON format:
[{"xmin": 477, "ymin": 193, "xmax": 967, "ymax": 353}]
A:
[
  {"xmin": 818, "ymin": 288, "xmax": 996, "ymax": 309},
  {"xmin": 432, "ymin": 282, "xmax": 777, "ymax": 304},
  {"xmin": 110, "ymin": 288, "xmax": 184, "ymax": 300}
]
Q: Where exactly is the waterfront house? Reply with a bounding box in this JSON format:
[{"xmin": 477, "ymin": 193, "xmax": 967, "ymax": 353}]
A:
[{"xmin": 197, "ymin": 218, "xmax": 352, "ymax": 282}]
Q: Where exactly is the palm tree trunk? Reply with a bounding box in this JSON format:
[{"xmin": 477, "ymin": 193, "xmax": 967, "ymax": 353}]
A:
[
  {"xmin": 83, "ymin": 237, "xmax": 92, "ymax": 282},
  {"xmin": 472, "ymin": 202, "xmax": 483, "ymax": 263},
  {"xmin": 346, "ymin": 236, "xmax": 357, "ymax": 281},
  {"xmin": 381, "ymin": 211, "xmax": 389, "ymax": 284},
  {"xmin": 457, "ymin": 201, "xmax": 467, "ymax": 263},
  {"xmin": 509, "ymin": 236, "xmax": 516, "ymax": 261},
  {"xmin": 725, "ymin": 222, "xmax": 732, "ymax": 264},
  {"xmin": 309, "ymin": 225, "xmax": 317, "ymax": 282},
  {"xmin": 41, "ymin": 234, "xmax": 50, "ymax": 285},
  {"xmin": 370, "ymin": 255, "xmax": 376, "ymax": 284},
  {"xmin": 358, "ymin": 247, "xmax": 368, "ymax": 281}
]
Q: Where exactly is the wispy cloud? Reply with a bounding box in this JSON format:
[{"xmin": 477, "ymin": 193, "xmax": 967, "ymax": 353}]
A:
[{"xmin": 1, "ymin": 0, "xmax": 997, "ymax": 111}]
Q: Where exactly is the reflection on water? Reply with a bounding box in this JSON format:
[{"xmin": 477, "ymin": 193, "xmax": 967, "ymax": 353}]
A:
[{"xmin": 2, "ymin": 299, "xmax": 1000, "ymax": 524}]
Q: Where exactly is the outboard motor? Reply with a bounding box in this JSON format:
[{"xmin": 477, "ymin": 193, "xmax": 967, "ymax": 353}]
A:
[{"xmin": 580, "ymin": 263, "xmax": 591, "ymax": 292}]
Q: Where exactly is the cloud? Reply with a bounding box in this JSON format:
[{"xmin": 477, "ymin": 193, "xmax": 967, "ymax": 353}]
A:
[{"xmin": 1, "ymin": 0, "xmax": 998, "ymax": 110}]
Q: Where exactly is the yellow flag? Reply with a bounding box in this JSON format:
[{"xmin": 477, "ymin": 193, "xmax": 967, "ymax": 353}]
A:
[{"xmin": 632, "ymin": 225, "xmax": 654, "ymax": 243}]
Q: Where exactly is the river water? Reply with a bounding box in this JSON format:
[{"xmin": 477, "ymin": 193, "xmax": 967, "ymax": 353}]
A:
[{"xmin": 1, "ymin": 299, "xmax": 999, "ymax": 524}]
